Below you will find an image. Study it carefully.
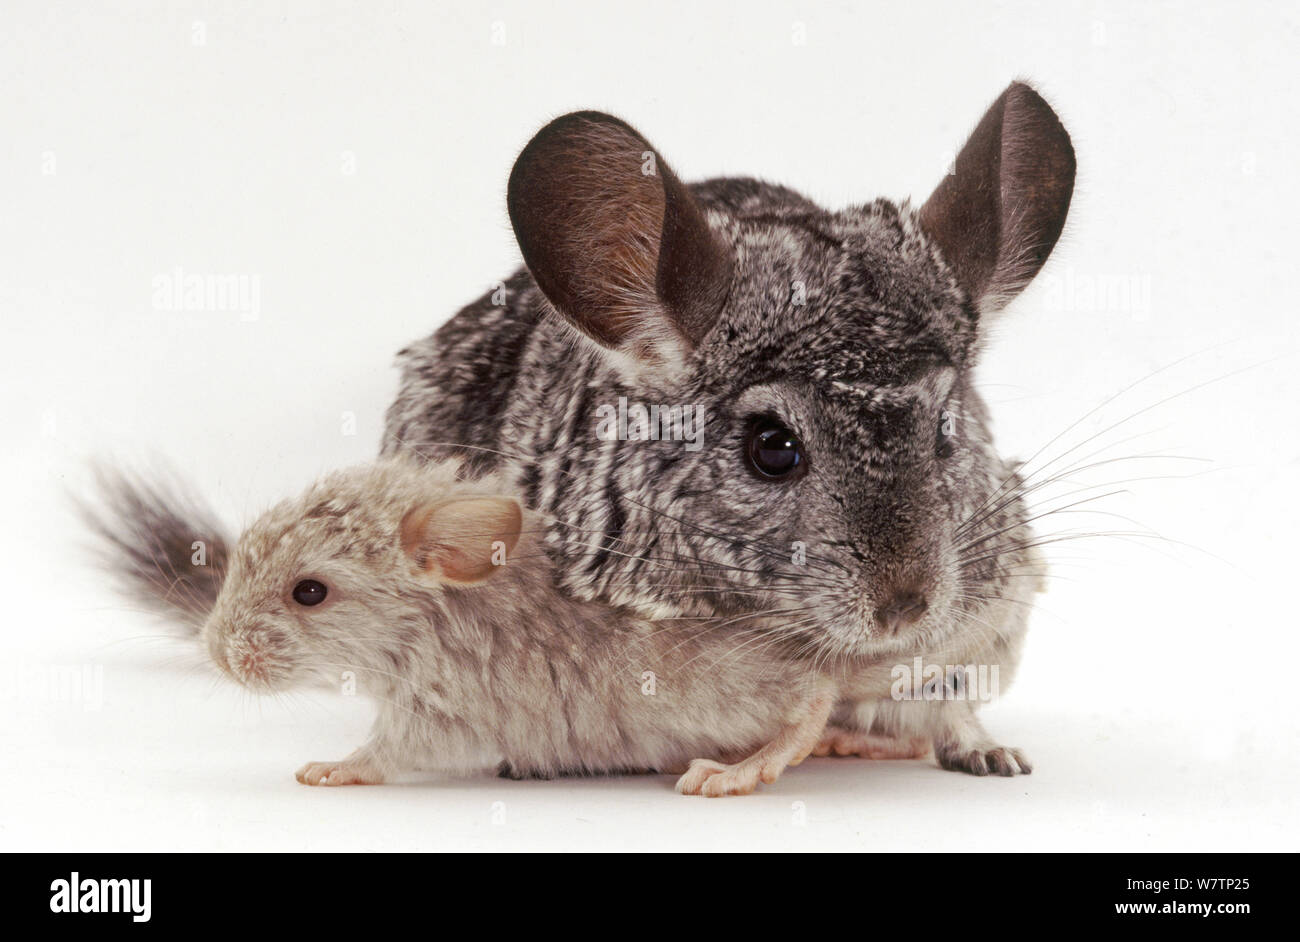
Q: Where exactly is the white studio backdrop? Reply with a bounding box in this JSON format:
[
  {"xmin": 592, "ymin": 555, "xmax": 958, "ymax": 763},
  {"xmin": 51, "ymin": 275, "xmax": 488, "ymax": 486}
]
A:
[{"xmin": 1, "ymin": 1, "xmax": 1297, "ymax": 850}]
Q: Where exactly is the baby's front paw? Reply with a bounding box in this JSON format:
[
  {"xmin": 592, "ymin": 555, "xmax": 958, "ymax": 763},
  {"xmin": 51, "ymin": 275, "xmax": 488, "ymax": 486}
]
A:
[
  {"xmin": 675, "ymin": 753, "xmax": 790, "ymax": 797},
  {"xmin": 935, "ymin": 743, "xmax": 1032, "ymax": 777},
  {"xmin": 294, "ymin": 758, "xmax": 383, "ymax": 786}
]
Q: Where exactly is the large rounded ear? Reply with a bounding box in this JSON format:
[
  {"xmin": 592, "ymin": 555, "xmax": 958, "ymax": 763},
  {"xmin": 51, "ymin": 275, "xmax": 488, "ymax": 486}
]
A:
[
  {"xmin": 507, "ymin": 111, "xmax": 732, "ymax": 371},
  {"xmin": 919, "ymin": 82, "xmax": 1075, "ymax": 314},
  {"xmin": 400, "ymin": 497, "xmax": 522, "ymax": 585}
]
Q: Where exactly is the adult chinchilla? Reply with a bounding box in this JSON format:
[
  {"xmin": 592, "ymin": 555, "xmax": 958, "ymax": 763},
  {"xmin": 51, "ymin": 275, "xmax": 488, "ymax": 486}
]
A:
[{"xmin": 383, "ymin": 82, "xmax": 1075, "ymax": 777}]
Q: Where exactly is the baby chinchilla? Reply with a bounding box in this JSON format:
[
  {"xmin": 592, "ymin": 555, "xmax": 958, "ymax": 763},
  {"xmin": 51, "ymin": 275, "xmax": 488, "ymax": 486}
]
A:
[
  {"xmin": 86, "ymin": 458, "xmax": 835, "ymax": 794},
  {"xmin": 382, "ymin": 83, "xmax": 1075, "ymax": 775}
]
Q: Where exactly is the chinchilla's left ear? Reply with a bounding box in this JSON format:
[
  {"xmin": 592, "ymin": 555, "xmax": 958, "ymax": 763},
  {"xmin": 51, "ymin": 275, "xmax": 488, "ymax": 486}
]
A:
[
  {"xmin": 506, "ymin": 111, "xmax": 732, "ymax": 376},
  {"xmin": 919, "ymin": 81, "xmax": 1075, "ymax": 314}
]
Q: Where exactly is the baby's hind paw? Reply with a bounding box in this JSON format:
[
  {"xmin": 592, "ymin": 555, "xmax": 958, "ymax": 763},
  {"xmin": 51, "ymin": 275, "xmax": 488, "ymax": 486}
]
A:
[
  {"xmin": 812, "ymin": 727, "xmax": 931, "ymax": 759},
  {"xmin": 294, "ymin": 758, "xmax": 383, "ymax": 786}
]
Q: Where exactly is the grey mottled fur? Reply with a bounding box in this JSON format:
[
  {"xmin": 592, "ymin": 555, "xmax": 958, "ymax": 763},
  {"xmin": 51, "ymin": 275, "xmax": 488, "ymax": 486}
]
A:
[{"xmin": 382, "ymin": 86, "xmax": 1074, "ymax": 776}]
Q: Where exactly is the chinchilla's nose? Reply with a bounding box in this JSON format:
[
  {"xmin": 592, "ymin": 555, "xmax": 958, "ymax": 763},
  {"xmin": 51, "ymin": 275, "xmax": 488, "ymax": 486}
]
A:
[{"xmin": 876, "ymin": 589, "xmax": 929, "ymax": 635}]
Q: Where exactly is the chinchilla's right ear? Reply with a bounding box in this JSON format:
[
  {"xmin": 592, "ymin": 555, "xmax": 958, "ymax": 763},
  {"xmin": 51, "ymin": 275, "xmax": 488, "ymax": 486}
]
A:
[
  {"xmin": 919, "ymin": 81, "xmax": 1076, "ymax": 315},
  {"xmin": 507, "ymin": 111, "xmax": 731, "ymax": 378}
]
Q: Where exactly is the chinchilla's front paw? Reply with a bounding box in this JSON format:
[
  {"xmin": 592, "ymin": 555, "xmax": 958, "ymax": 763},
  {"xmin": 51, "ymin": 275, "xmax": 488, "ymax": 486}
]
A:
[{"xmin": 935, "ymin": 743, "xmax": 1032, "ymax": 777}]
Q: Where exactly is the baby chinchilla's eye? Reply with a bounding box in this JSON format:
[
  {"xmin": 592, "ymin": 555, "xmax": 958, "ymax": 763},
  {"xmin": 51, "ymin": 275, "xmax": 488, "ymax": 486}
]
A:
[
  {"xmin": 745, "ymin": 418, "xmax": 805, "ymax": 479},
  {"xmin": 292, "ymin": 579, "xmax": 328, "ymax": 606}
]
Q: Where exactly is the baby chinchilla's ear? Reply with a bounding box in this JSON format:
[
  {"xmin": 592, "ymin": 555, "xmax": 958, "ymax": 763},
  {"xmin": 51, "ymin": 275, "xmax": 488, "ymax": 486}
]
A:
[
  {"xmin": 507, "ymin": 110, "xmax": 731, "ymax": 375},
  {"xmin": 919, "ymin": 81, "xmax": 1075, "ymax": 315},
  {"xmin": 400, "ymin": 497, "xmax": 522, "ymax": 584}
]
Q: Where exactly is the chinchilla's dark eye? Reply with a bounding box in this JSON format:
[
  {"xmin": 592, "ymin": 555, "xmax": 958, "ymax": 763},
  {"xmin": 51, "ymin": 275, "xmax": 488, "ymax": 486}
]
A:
[
  {"xmin": 292, "ymin": 579, "xmax": 328, "ymax": 606},
  {"xmin": 746, "ymin": 419, "xmax": 805, "ymax": 479}
]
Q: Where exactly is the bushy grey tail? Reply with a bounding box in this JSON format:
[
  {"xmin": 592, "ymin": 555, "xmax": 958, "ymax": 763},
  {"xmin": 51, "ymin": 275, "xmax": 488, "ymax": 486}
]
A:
[{"xmin": 75, "ymin": 464, "xmax": 231, "ymax": 635}]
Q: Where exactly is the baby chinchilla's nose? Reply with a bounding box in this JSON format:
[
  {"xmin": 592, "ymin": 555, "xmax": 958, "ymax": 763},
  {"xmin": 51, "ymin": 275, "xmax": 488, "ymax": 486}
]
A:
[
  {"xmin": 202, "ymin": 627, "xmax": 232, "ymax": 677},
  {"xmin": 876, "ymin": 588, "xmax": 929, "ymax": 635}
]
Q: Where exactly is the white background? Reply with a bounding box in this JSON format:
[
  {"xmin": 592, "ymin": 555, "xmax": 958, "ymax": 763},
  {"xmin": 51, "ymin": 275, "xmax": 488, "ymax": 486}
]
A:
[{"xmin": 2, "ymin": 1, "xmax": 1297, "ymax": 851}]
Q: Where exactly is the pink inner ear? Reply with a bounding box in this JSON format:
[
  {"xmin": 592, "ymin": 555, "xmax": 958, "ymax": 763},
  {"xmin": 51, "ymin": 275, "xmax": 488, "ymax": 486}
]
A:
[
  {"xmin": 398, "ymin": 505, "xmax": 438, "ymax": 571},
  {"xmin": 399, "ymin": 498, "xmax": 523, "ymax": 584}
]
